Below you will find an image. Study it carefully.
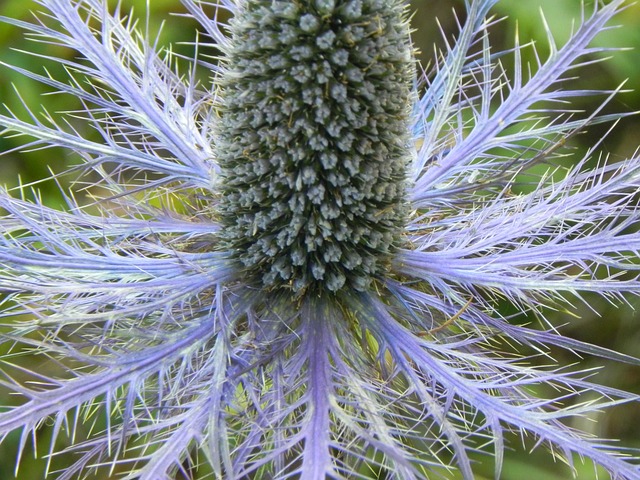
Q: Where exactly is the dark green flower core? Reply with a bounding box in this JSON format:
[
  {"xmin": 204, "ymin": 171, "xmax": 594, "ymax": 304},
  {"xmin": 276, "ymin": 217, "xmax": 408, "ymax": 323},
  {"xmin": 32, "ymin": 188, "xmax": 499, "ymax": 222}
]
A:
[{"xmin": 216, "ymin": 0, "xmax": 414, "ymax": 294}]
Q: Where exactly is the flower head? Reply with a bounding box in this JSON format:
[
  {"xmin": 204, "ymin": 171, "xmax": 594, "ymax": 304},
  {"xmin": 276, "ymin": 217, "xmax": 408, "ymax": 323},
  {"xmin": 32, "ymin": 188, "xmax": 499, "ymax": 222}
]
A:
[
  {"xmin": 0, "ymin": 1, "xmax": 639, "ymax": 479},
  {"xmin": 216, "ymin": 0, "xmax": 413, "ymax": 294}
]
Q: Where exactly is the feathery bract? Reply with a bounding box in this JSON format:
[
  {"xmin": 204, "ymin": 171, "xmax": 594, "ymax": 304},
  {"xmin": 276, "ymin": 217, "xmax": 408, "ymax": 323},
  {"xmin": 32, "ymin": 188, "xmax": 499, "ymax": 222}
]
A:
[{"xmin": 0, "ymin": 1, "xmax": 639, "ymax": 479}]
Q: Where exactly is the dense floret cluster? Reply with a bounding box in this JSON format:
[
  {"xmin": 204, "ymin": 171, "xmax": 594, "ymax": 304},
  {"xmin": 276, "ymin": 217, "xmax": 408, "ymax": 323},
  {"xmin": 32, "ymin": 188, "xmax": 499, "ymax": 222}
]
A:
[{"xmin": 216, "ymin": 0, "xmax": 413, "ymax": 293}]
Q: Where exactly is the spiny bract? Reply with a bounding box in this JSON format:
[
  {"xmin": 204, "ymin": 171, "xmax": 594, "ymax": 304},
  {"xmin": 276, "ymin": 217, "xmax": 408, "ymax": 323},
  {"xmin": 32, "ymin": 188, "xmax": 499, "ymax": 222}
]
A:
[{"xmin": 0, "ymin": 0, "xmax": 639, "ymax": 479}]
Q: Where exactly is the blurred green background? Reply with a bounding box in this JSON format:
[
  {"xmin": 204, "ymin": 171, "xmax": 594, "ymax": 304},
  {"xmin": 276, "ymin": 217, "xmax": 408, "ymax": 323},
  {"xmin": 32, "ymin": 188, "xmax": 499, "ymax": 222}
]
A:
[{"xmin": 0, "ymin": 0, "xmax": 638, "ymax": 478}]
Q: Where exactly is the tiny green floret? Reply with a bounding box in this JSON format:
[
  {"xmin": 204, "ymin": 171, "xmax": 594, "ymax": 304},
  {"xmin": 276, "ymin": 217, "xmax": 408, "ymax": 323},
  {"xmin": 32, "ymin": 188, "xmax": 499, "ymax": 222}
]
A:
[{"xmin": 216, "ymin": 0, "xmax": 414, "ymax": 293}]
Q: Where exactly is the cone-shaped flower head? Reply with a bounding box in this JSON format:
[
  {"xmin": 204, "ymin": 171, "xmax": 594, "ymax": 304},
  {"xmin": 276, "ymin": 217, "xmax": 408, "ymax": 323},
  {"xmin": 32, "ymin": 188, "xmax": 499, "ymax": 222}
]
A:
[{"xmin": 216, "ymin": 0, "xmax": 413, "ymax": 293}]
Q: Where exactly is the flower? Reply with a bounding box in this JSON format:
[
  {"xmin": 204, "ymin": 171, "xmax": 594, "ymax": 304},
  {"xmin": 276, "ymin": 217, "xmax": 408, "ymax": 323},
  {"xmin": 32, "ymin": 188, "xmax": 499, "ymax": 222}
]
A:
[{"xmin": 0, "ymin": 0, "xmax": 639, "ymax": 479}]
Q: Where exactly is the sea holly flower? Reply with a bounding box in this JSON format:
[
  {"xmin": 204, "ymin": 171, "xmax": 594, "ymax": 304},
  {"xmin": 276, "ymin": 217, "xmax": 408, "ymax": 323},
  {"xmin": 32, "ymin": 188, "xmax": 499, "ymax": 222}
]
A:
[{"xmin": 0, "ymin": 0, "xmax": 639, "ymax": 478}]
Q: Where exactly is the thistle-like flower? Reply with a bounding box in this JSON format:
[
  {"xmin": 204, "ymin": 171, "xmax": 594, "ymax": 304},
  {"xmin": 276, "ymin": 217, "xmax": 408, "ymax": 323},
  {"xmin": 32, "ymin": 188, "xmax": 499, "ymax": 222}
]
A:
[{"xmin": 1, "ymin": 0, "xmax": 639, "ymax": 479}]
